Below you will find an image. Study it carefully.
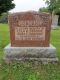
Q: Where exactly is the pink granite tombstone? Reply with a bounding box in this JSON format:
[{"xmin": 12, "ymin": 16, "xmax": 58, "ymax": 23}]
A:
[{"xmin": 8, "ymin": 11, "xmax": 51, "ymax": 47}]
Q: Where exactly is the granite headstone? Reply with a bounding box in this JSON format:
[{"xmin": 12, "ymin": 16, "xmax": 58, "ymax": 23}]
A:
[{"xmin": 8, "ymin": 12, "xmax": 51, "ymax": 47}]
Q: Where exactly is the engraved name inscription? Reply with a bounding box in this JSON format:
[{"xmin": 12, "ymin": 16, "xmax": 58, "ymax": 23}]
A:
[{"xmin": 15, "ymin": 27, "xmax": 46, "ymax": 40}]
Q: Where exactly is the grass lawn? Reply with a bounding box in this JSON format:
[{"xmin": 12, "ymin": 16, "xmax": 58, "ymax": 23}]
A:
[{"xmin": 0, "ymin": 23, "xmax": 60, "ymax": 80}]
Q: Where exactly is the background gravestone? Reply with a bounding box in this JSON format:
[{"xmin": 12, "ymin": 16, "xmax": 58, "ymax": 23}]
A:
[
  {"xmin": 52, "ymin": 15, "xmax": 59, "ymax": 29},
  {"xmin": 8, "ymin": 12, "xmax": 51, "ymax": 47}
]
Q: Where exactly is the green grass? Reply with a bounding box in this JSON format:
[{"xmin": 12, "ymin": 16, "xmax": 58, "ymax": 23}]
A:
[
  {"xmin": 51, "ymin": 28, "xmax": 60, "ymax": 58},
  {"xmin": 0, "ymin": 23, "xmax": 60, "ymax": 80},
  {"xmin": 0, "ymin": 23, "xmax": 10, "ymax": 63}
]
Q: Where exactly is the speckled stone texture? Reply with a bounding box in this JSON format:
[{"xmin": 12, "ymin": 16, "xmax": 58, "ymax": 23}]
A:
[
  {"xmin": 4, "ymin": 44, "xmax": 58, "ymax": 63},
  {"xmin": 8, "ymin": 12, "xmax": 51, "ymax": 47}
]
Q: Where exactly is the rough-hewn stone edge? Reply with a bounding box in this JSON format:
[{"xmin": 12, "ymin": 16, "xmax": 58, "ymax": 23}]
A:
[
  {"xmin": 3, "ymin": 57, "xmax": 58, "ymax": 64},
  {"xmin": 4, "ymin": 43, "xmax": 57, "ymax": 58},
  {"xmin": 4, "ymin": 43, "xmax": 58, "ymax": 64}
]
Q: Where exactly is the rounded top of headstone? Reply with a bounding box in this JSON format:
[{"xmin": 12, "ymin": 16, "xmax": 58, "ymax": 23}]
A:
[
  {"xmin": 9, "ymin": 11, "xmax": 51, "ymax": 21},
  {"xmin": 9, "ymin": 11, "xmax": 51, "ymax": 16}
]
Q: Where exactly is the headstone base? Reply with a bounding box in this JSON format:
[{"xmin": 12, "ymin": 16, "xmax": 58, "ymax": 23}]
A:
[{"xmin": 4, "ymin": 44, "xmax": 58, "ymax": 64}]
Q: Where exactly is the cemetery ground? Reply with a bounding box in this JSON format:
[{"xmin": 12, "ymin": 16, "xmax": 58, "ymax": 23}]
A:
[{"xmin": 0, "ymin": 23, "xmax": 60, "ymax": 80}]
